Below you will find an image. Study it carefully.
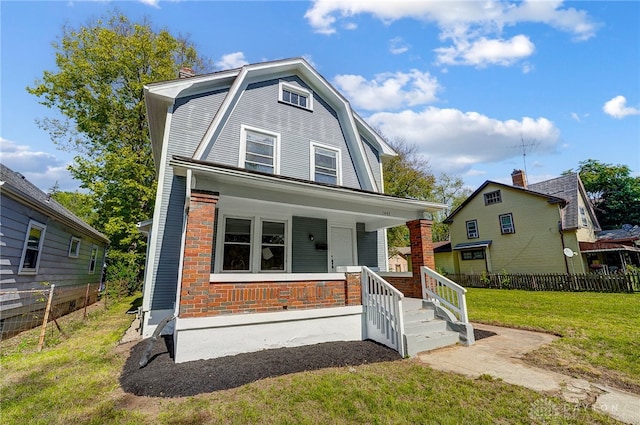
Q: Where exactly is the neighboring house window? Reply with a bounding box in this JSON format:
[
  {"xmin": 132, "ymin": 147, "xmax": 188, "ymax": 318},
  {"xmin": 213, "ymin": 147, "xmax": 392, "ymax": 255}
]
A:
[
  {"xmin": 68, "ymin": 237, "xmax": 81, "ymax": 258},
  {"xmin": 239, "ymin": 126, "xmax": 280, "ymax": 174},
  {"xmin": 279, "ymin": 81, "xmax": 313, "ymax": 110},
  {"xmin": 89, "ymin": 246, "xmax": 99, "ymax": 274},
  {"xmin": 220, "ymin": 216, "xmax": 288, "ymax": 272},
  {"xmin": 466, "ymin": 220, "xmax": 479, "ymax": 239},
  {"xmin": 499, "ymin": 213, "xmax": 515, "ymax": 234},
  {"xmin": 579, "ymin": 206, "xmax": 588, "ymax": 227},
  {"xmin": 222, "ymin": 217, "xmax": 253, "ymax": 271},
  {"xmin": 484, "ymin": 190, "xmax": 502, "ymax": 205},
  {"xmin": 260, "ymin": 220, "xmax": 286, "ymax": 271},
  {"xmin": 461, "ymin": 249, "xmax": 485, "ymax": 260},
  {"xmin": 19, "ymin": 220, "xmax": 47, "ymax": 275},
  {"xmin": 310, "ymin": 142, "xmax": 341, "ymax": 185}
]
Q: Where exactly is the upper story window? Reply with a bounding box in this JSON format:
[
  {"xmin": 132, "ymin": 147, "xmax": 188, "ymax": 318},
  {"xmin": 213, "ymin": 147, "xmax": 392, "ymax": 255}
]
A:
[
  {"xmin": 68, "ymin": 237, "xmax": 81, "ymax": 258},
  {"xmin": 19, "ymin": 220, "xmax": 47, "ymax": 275},
  {"xmin": 279, "ymin": 81, "xmax": 313, "ymax": 111},
  {"xmin": 579, "ymin": 206, "xmax": 588, "ymax": 227},
  {"xmin": 499, "ymin": 213, "xmax": 515, "ymax": 234},
  {"xmin": 240, "ymin": 125, "xmax": 280, "ymax": 174},
  {"xmin": 484, "ymin": 190, "xmax": 502, "ymax": 205},
  {"xmin": 310, "ymin": 142, "xmax": 341, "ymax": 185},
  {"xmin": 466, "ymin": 220, "xmax": 479, "ymax": 239},
  {"xmin": 89, "ymin": 246, "xmax": 99, "ymax": 274}
]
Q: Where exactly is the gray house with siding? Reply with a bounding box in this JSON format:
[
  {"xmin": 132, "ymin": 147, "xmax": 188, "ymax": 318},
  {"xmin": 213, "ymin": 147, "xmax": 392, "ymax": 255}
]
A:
[
  {"xmin": 0, "ymin": 164, "xmax": 108, "ymax": 337},
  {"xmin": 141, "ymin": 58, "xmax": 471, "ymax": 363}
]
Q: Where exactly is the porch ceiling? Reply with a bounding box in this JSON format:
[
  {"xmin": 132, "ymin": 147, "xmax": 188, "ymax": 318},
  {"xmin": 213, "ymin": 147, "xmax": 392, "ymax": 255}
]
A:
[{"xmin": 171, "ymin": 156, "xmax": 446, "ymax": 231}]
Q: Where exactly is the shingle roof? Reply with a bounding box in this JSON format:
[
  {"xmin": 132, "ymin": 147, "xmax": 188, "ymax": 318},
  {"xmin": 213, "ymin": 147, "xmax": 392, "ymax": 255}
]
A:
[
  {"xmin": 0, "ymin": 164, "xmax": 108, "ymax": 243},
  {"xmin": 529, "ymin": 173, "xmax": 600, "ymax": 231}
]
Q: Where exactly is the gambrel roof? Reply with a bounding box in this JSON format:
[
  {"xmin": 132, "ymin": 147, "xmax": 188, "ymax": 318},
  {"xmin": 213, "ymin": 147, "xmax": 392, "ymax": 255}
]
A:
[{"xmin": 144, "ymin": 57, "xmax": 395, "ymax": 192}]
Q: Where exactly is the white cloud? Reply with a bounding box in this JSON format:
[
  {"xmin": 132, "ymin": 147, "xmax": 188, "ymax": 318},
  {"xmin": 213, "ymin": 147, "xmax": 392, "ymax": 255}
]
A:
[
  {"xmin": 215, "ymin": 52, "xmax": 249, "ymax": 70},
  {"xmin": 389, "ymin": 37, "xmax": 409, "ymax": 55},
  {"xmin": 305, "ymin": 0, "xmax": 596, "ymax": 67},
  {"xmin": 435, "ymin": 34, "xmax": 535, "ymax": 67},
  {"xmin": 333, "ymin": 70, "xmax": 440, "ymax": 111},
  {"xmin": 366, "ymin": 107, "xmax": 560, "ymax": 175},
  {"xmin": 138, "ymin": 0, "xmax": 160, "ymax": 7},
  {"xmin": 0, "ymin": 137, "xmax": 78, "ymax": 191},
  {"xmin": 603, "ymin": 95, "xmax": 640, "ymax": 119}
]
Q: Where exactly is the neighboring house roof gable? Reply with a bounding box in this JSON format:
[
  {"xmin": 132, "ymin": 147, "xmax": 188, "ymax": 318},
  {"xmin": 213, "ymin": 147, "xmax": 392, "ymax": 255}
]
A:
[
  {"xmin": 0, "ymin": 164, "xmax": 108, "ymax": 243},
  {"xmin": 443, "ymin": 180, "xmax": 566, "ymax": 224}
]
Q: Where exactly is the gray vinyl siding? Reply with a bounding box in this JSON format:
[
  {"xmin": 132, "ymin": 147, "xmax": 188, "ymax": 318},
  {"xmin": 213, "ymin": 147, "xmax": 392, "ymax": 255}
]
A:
[
  {"xmin": 292, "ymin": 216, "xmax": 327, "ymax": 272},
  {"xmin": 356, "ymin": 222, "xmax": 378, "ymax": 268},
  {"xmin": 0, "ymin": 194, "xmax": 106, "ymax": 293},
  {"xmin": 361, "ymin": 137, "xmax": 382, "ymax": 191},
  {"xmin": 147, "ymin": 90, "xmax": 227, "ymax": 310},
  {"xmin": 204, "ymin": 76, "xmax": 362, "ymax": 189}
]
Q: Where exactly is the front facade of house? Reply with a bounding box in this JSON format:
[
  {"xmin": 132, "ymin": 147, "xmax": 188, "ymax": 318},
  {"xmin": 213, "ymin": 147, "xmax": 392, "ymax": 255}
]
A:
[
  {"xmin": 0, "ymin": 164, "xmax": 108, "ymax": 337},
  {"xmin": 440, "ymin": 170, "xmax": 600, "ymax": 275},
  {"xmin": 141, "ymin": 58, "xmax": 445, "ymax": 362}
]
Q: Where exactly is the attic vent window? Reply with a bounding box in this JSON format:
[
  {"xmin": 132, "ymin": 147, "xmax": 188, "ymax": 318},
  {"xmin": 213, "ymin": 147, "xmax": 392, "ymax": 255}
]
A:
[
  {"xmin": 484, "ymin": 190, "xmax": 502, "ymax": 205},
  {"xmin": 279, "ymin": 81, "xmax": 313, "ymax": 111}
]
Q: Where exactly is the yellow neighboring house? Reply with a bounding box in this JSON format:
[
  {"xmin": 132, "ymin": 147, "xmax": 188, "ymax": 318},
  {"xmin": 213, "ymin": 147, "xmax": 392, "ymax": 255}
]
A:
[{"xmin": 439, "ymin": 170, "xmax": 601, "ymax": 275}]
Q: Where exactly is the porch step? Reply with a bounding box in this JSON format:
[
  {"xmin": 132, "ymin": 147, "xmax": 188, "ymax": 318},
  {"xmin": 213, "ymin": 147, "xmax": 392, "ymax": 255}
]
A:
[{"xmin": 403, "ymin": 298, "xmax": 461, "ymax": 356}]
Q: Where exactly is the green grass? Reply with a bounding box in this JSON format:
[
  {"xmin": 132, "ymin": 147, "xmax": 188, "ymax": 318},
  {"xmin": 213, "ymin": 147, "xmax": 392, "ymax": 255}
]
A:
[
  {"xmin": 0, "ymin": 291, "xmax": 630, "ymax": 424},
  {"xmin": 467, "ymin": 288, "xmax": 640, "ymax": 392}
]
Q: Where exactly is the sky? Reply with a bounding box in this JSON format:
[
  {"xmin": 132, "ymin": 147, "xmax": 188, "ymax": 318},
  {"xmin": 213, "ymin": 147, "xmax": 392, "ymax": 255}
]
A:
[{"xmin": 1, "ymin": 0, "xmax": 639, "ymax": 193}]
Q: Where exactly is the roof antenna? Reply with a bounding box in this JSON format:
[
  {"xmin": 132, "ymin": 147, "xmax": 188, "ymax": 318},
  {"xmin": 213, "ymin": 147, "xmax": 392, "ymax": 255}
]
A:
[{"xmin": 510, "ymin": 134, "xmax": 539, "ymax": 175}]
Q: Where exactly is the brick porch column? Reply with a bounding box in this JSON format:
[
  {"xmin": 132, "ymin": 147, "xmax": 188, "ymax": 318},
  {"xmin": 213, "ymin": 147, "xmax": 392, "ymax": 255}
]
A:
[
  {"xmin": 345, "ymin": 271, "xmax": 362, "ymax": 306},
  {"xmin": 180, "ymin": 190, "xmax": 219, "ymax": 318},
  {"xmin": 407, "ymin": 219, "xmax": 434, "ymax": 298}
]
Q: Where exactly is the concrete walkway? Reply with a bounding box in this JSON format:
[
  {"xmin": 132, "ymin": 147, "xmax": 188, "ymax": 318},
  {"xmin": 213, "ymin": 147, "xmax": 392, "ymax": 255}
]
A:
[{"xmin": 418, "ymin": 323, "xmax": 640, "ymax": 425}]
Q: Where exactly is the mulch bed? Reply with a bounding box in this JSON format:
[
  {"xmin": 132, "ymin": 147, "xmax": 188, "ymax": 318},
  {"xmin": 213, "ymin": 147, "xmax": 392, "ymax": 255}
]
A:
[{"xmin": 120, "ymin": 329, "xmax": 496, "ymax": 398}]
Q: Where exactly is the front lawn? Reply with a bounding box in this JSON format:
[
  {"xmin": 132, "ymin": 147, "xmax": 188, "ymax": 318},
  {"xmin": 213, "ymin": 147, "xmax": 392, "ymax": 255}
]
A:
[{"xmin": 467, "ymin": 288, "xmax": 640, "ymax": 393}]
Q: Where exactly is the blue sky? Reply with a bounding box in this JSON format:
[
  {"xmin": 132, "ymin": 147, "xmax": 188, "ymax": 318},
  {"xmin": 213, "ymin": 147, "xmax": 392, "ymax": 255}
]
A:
[{"xmin": 1, "ymin": 0, "xmax": 639, "ymax": 193}]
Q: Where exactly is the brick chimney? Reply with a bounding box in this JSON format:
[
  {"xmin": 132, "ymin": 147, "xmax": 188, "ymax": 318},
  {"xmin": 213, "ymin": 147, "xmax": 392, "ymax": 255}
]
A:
[
  {"xmin": 179, "ymin": 66, "xmax": 195, "ymax": 79},
  {"xmin": 511, "ymin": 169, "xmax": 527, "ymax": 188}
]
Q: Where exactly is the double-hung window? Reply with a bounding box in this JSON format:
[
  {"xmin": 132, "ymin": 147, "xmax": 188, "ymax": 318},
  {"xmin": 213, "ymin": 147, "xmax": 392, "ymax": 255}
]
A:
[
  {"xmin": 89, "ymin": 246, "xmax": 99, "ymax": 274},
  {"xmin": 19, "ymin": 220, "xmax": 46, "ymax": 275},
  {"xmin": 310, "ymin": 142, "xmax": 341, "ymax": 185},
  {"xmin": 499, "ymin": 213, "xmax": 515, "ymax": 234},
  {"xmin": 466, "ymin": 220, "xmax": 479, "ymax": 239},
  {"xmin": 221, "ymin": 217, "xmax": 287, "ymax": 272},
  {"xmin": 240, "ymin": 126, "xmax": 280, "ymax": 174},
  {"xmin": 68, "ymin": 237, "xmax": 81, "ymax": 258},
  {"xmin": 279, "ymin": 81, "xmax": 313, "ymax": 111}
]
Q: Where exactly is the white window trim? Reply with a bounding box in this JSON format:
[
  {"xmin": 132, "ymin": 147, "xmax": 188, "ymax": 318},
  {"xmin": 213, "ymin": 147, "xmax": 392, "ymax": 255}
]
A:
[
  {"xmin": 88, "ymin": 245, "xmax": 99, "ymax": 274},
  {"xmin": 466, "ymin": 220, "xmax": 479, "ymax": 239},
  {"xmin": 499, "ymin": 213, "xmax": 515, "ymax": 234},
  {"xmin": 18, "ymin": 220, "xmax": 47, "ymax": 275},
  {"xmin": 215, "ymin": 213, "xmax": 292, "ymax": 274},
  {"xmin": 310, "ymin": 141, "xmax": 342, "ymax": 185},
  {"xmin": 278, "ymin": 80, "xmax": 313, "ymax": 111},
  {"xmin": 68, "ymin": 237, "xmax": 81, "ymax": 258},
  {"xmin": 239, "ymin": 125, "xmax": 281, "ymax": 175}
]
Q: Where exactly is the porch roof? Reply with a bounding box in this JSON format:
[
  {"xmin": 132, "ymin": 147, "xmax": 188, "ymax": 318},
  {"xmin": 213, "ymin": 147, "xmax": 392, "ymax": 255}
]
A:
[
  {"xmin": 580, "ymin": 241, "xmax": 640, "ymax": 254},
  {"xmin": 452, "ymin": 241, "xmax": 492, "ymax": 250},
  {"xmin": 170, "ymin": 156, "xmax": 446, "ymax": 231}
]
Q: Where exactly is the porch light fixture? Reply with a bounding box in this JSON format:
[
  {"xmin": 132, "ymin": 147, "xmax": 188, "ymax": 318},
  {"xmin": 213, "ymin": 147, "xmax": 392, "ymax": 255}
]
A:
[{"xmin": 308, "ymin": 234, "xmax": 314, "ymax": 241}]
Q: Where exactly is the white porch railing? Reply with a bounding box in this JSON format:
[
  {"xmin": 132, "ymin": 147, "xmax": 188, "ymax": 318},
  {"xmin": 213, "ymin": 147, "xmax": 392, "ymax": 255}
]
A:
[
  {"xmin": 420, "ymin": 266, "xmax": 469, "ymax": 324},
  {"xmin": 362, "ymin": 266, "xmax": 406, "ymax": 357}
]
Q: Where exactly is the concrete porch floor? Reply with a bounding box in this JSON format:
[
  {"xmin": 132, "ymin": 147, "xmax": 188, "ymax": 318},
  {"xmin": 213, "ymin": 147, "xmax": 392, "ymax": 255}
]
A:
[{"xmin": 418, "ymin": 323, "xmax": 640, "ymax": 425}]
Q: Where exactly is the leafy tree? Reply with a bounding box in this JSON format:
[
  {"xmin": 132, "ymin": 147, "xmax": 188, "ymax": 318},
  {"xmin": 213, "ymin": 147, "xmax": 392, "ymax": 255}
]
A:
[
  {"xmin": 51, "ymin": 190, "xmax": 98, "ymax": 225},
  {"xmin": 28, "ymin": 11, "xmax": 210, "ymax": 289},
  {"xmin": 564, "ymin": 159, "xmax": 640, "ymax": 229},
  {"xmin": 382, "ymin": 138, "xmax": 468, "ymax": 249}
]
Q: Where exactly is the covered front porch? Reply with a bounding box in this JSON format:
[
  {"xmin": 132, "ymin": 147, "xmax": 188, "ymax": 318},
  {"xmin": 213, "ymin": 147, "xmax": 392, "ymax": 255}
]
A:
[{"xmin": 170, "ymin": 157, "xmax": 472, "ymax": 362}]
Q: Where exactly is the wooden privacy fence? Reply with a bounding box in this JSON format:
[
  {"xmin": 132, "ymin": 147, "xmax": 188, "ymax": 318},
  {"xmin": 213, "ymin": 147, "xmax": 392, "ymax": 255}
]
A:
[{"xmin": 449, "ymin": 272, "xmax": 640, "ymax": 293}]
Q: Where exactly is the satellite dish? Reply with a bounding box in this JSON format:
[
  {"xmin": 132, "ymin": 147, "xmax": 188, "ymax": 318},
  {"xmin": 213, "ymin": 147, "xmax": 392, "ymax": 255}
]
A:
[{"xmin": 563, "ymin": 248, "xmax": 574, "ymax": 258}]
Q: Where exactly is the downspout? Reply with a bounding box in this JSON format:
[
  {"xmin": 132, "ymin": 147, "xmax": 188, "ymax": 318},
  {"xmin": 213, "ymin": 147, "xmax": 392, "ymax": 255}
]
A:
[{"xmin": 558, "ymin": 220, "xmax": 570, "ymax": 274}]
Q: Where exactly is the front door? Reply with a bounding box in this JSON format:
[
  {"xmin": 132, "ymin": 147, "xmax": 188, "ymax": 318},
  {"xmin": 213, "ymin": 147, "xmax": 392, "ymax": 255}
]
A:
[{"xmin": 330, "ymin": 226, "xmax": 355, "ymax": 271}]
